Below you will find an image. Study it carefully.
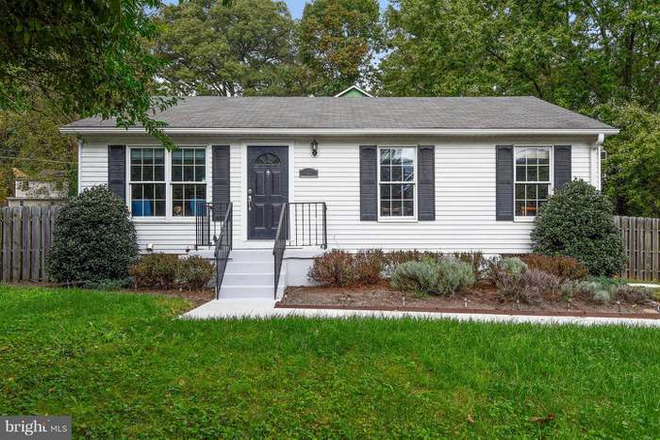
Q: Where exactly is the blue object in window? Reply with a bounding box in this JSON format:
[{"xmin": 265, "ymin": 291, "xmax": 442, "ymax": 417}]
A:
[
  {"xmin": 189, "ymin": 198, "xmax": 206, "ymax": 216},
  {"xmin": 132, "ymin": 200, "xmax": 152, "ymax": 216}
]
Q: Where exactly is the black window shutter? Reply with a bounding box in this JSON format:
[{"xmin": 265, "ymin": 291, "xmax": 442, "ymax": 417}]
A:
[
  {"xmin": 417, "ymin": 145, "xmax": 435, "ymax": 221},
  {"xmin": 212, "ymin": 145, "xmax": 230, "ymax": 221},
  {"xmin": 496, "ymin": 145, "xmax": 514, "ymax": 221},
  {"xmin": 554, "ymin": 145, "xmax": 572, "ymax": 190},
  {"xmin": 359, "ymin": 145, "xmax": 378, "ymax": 221},
  {"xmin": 108, "ymin": 145, "xmax": 126, "ymax": 200}
]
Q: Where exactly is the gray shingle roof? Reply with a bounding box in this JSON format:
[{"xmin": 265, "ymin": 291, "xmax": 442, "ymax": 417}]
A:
[{"xmin": 64, "ymin": 96, "xmax": 614, "ymax": 130}]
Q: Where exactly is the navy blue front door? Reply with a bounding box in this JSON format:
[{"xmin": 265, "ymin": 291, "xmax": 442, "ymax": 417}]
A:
[{"xmin": 248, "ymin": 146, "xmax": 288, "ymax": 239}]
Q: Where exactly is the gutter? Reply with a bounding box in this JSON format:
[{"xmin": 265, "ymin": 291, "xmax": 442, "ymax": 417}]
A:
[{"xmin": 60, "ymin": 127, "xmax": 620, "ymax": 136}]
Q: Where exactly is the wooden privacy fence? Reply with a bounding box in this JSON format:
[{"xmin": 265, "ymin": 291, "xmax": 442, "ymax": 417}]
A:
[
  {"xmin": 0, "ymin": 206, "xmax": 60, "ymax": 282},
  {"xmin": 615, "ymin": 216, "xmax": 660, "ymax": 281}
]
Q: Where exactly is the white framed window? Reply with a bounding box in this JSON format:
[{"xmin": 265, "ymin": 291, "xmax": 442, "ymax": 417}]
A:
[
  {"xmin": 514, "ymin": 146, "xmax": 552, "ymax": 219},
  {"xmin": 171, "ymin": 148, "xmax": 207, "ymax": 217},
  {"xmin": 378, "ymin": 146, "xmax": 416, "ymax": 219},
  {"xmin": 128, "ymin": 146, "xmax": 208, "ymax": 219},
  {"xmin": 129, "ymin": 147, "xmax": 166, "ymax": 217}
]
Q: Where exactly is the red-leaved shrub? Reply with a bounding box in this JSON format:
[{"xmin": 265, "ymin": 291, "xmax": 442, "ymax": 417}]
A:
[{"xmin": 520, "ymin": 254, "xmax": 588, "ymax": 281}]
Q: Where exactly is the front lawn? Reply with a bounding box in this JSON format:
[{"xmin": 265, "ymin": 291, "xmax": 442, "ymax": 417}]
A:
[{"xmin": 1, "ymin": 286, "xmax": 659, "ymax": 437}]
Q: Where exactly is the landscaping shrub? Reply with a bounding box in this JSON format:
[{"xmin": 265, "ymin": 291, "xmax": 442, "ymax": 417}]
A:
[
  {"xmin": 353, "ymin": 249, "xmax": 386, "ymax": 285},
  {"xmin": 485, "ymin": 257, "xmax": 528, "ymax": 287},
  {"xmin": 611, "ymin": 285, "xmax": 651, "ymax": 304},
  {"xmin": 569, "ymin": 280, "xmax": 650, "ymax": 304},
  {"xmin": 130, "ymin": 253, "xmax": 180, "ymax": 290},
  {"xmin": 453, "ymin": 251, "xmax": 485, "ymax": 280},
  {"xmin": 520, "ymin": 269, "xmax": 562, "ymax": 303},
  {"xmin": 383, "ymin": 250, "xmax": 443, "ymax": 276},
  {"xmin": 435, "ymin": 258, "xmax": 476, "ymax": 295},
  {"xmin": 521, "ymin": 254, "xmax": 588, "ymax": 281},
  {"xmin": 391, "ymin": 260, "xmax": 439, "ymax": 295},
  {"xmin": 47, "ymin": 185, "xmax": 138, "ymax": 284},
  {"xmin": 178, "ymin": 256, "xmax": 214, "ymax": 290},
  {"xmin": 391, "ymin": 258, "xmax": 475, "ymax": 296},
  {"xmin": 308, "ymin": 250, "xmax": 357, "ymax": 287},
  {"xmin": 531, "ymin": 180, "xmax": 627, "ymax": 276}
]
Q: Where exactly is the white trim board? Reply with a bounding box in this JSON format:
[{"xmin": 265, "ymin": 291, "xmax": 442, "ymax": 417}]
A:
[{"xmin": 62, "ymin": 127, "xmax": 620, "ymax": 136}]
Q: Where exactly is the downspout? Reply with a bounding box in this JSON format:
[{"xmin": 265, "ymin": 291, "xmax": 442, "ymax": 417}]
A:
[
  {"xmin": 77, "ymin": 139, "xmax": 83, "ymax": 195},
  {"xmin": 591, "ymin": 133, "xmax": 605, "ymax": 191}
]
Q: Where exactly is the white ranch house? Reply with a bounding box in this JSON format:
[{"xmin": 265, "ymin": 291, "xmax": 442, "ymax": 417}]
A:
[{"xmin": 61, "ymin": 96, "xmax": 618, "ymax": 298}]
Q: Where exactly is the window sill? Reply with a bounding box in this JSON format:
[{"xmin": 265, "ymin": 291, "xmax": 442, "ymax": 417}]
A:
[
  {"xmin": 377, "ymin": 218, "xmax": 418, "ymax": 224},
  {"xmin": 514, "ymin": 217, "xmax": 536, "ymax": 223},
  {"xmin": 131, "ymin": 217, "xmax": 197, "ymax": 223}
]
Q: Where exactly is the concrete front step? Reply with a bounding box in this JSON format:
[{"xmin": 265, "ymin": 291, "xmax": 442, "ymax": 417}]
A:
[
  {"xmin": 219, "ymin": 285, "xmax": 284, "ymax": 299},
  {"xmin": 223, "ymin": 272, "xmax": 280, "ymax": 286},
  {"xmin": 215, "ymin": 249, "xmax": 283, "ymax": 299}
]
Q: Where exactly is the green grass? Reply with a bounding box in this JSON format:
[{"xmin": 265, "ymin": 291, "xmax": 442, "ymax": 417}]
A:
[{"xmin": 1, "ymin": 286, "xmax": 660, "ymax": 438}]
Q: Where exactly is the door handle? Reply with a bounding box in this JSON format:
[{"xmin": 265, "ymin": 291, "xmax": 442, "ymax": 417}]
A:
[{"xmin": 248, "ymin": 195, "xmax": 252, "ymax": 211}]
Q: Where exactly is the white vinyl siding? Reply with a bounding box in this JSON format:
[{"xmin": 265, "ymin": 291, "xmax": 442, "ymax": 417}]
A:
[
  {"xmin": 293, "ymin": 138, "xmax": 596, "ymax": 254},
  {"xmin": 78, "ymin": 136, "xmax": 598, "ymax": 254}
]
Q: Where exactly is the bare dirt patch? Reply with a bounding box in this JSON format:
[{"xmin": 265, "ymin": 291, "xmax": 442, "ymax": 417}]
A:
[{"xmin": 280, "ymin": 282, "xmax": 660, "ymax": 317}]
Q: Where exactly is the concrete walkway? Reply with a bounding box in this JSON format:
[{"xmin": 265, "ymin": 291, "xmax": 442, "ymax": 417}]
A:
[{"xmin": 183, "ymin": 298, "xmax": 660, "ymax": 327}]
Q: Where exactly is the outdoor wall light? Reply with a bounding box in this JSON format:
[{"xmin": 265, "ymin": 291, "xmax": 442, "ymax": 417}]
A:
[{"xmin": 311, "ymin": 139, "xmax": 318, "ymax": 157}]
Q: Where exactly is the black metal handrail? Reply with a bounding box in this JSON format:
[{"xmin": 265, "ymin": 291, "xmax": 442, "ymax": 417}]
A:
[
  {"xmin": 286, "ymin": 202, "xmax": 328, "ymax": 248},
  {"xmin": 195, "ymin": 203, "xmax": 230, "ymax": 249},
  {"xmin": 273, "ymin": 202, "xmax": 327, "ymax": 299},
  {"xmin": 214, "ymin": 203, "xmax": 233, "ymax": 299},
  {"xmin": 273, "ymin": 204, "xmax": 288, "ymax": 299}
]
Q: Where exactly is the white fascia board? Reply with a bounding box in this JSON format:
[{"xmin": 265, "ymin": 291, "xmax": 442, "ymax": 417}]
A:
[{"xmin": 60, "ymin": 127, "xmax": 620, "ymax": 136}]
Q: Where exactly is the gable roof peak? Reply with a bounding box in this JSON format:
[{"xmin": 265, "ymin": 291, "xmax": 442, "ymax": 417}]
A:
[{"xmin": 334, "ymin": 85, "xmax": 374, "ymax": 98}]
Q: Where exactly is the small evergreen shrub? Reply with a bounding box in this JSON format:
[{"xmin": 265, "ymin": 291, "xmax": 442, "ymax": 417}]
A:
[
  {"xmin": 130, "ymin": 253, "xmax": 180, "ymax": 290},
  {"xmin": 570, "ymin": 279, "xmax": 650, "ymax": 304},
  {"xmin": 452, "ymin": 251, "xmax": 485, "ymax": 279},
  {"xmin": 485, "ymin": 257, "xmax": 528, "ymax": 287},
  {"xmin": 531, "ymin": 180, "xmax": 627, "ymax": 276},
  {"xmin": 611, "ymin": 285, "xmax": 651, "ymax": 304},
  {"xmin": 47, "ymin": 185, "xmax": 138, "ymax": 284},
  {"xmin": 178, "ymin": 256, "xmax": 214, "ymax": 290},
  {"xmin": 391, "ymin": 258, "xmax": 475, "ymax": 296},
  {"xmin": 383, "ymin": 250, "xmax": 443, "ymax": 276},
  {"xmin": 308, "ymin": 250, "xmax": 357, "ymax": 287},
  {"xmin": 435, "ymin": 258, "xmax": 476, "ymax": 295},
  {"xmin": 521, "ymin": 254, "xmax": 588, "ymax": 281},
  {"xmin": 391, "ymin": 260, "xmax": 439, "ymax": 295}
]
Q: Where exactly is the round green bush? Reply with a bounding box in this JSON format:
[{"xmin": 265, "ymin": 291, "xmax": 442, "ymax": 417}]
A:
[
  {"xmin": 47, "ymin": 185, "xmax": 138, "ymax": 284},
  {"xmin": 531, "ymin": 180, "xmax": 627, "ymax": 276}
]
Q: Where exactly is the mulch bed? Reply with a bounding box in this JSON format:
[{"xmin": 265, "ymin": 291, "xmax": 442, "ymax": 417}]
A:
[{"xmin": 278, "ymin": 282, "xmax": 660, "ymax": 319}]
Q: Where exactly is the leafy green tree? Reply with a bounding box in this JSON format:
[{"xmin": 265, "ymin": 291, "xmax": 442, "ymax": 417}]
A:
[
  {"xmin": 591, "ymin": 103, "xmax": 660, "ymax": 218},
  {"xmin": 0, "ymin": 101, "xmax": 77, "ymax": 204},
  {"xmin": 0, "ymin": 0, "xmax": 175, "ymax": 148},
  {"xmin": 298, "ymin": 0, "xmax": 383, "ymax": 96},
  {"xmin": 155, "ymin": 0, "xmax": 297, "ymax": 96},
  {"xmin": 381, "ymin": 0, "xmax": 660, "ymax": 112}
]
